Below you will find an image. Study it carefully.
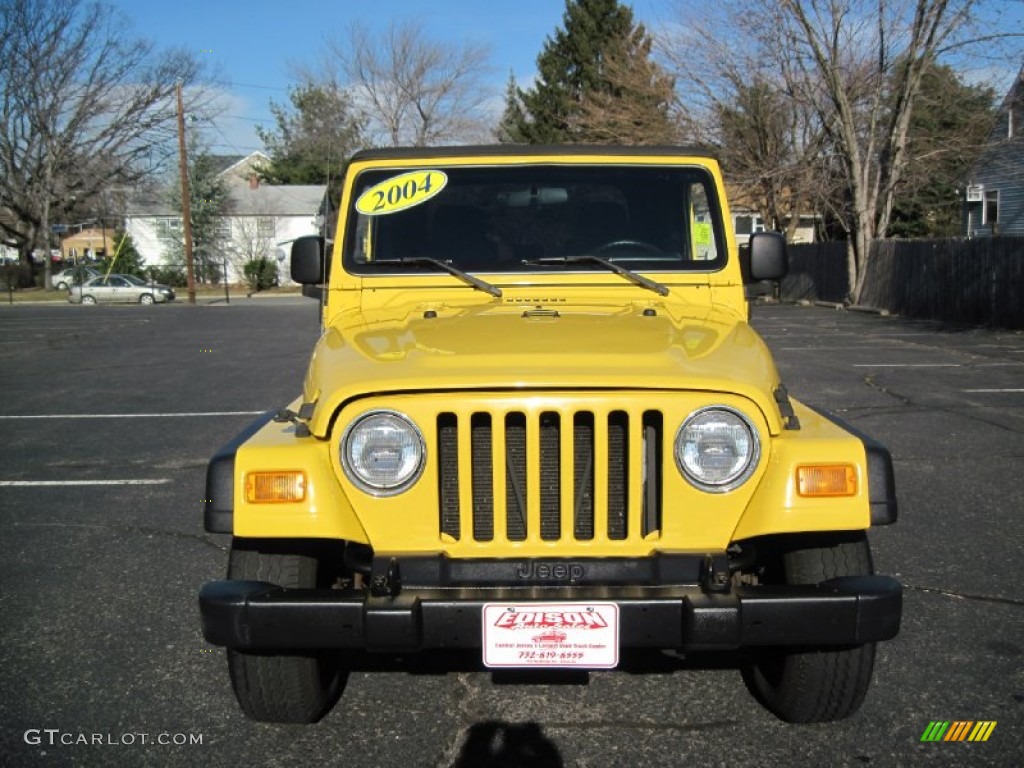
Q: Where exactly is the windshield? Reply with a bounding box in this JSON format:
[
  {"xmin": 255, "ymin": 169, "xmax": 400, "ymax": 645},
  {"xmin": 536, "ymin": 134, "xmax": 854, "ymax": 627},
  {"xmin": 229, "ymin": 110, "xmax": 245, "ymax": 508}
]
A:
[
  {"xmin": 343, "ymin": 164, "xmax": 726, "ymax": 275},
  {"xmin": 122, "ymin": 275, "xmax": 148, "ymax": 285}
]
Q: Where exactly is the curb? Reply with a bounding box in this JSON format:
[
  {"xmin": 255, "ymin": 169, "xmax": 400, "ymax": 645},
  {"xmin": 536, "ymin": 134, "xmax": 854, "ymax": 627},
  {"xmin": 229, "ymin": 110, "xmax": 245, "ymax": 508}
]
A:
[
  {"xmin": 848, "ymin": 304, "xmax": 891, "ymax": 316},
  {"xmin": 788, "ymin": 299, "xmax": 892, "ymax": 317}
]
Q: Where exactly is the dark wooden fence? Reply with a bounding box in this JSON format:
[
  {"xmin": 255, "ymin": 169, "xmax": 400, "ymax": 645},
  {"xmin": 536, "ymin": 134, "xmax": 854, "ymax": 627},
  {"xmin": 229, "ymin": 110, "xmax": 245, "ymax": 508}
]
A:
[
  {"xmin": 779, "ymin": 241, "xmax": 849, "ymax": 304},
  {"xmin": 781, "ymin": 237, "xmax": 1024, "ymax": 329}
]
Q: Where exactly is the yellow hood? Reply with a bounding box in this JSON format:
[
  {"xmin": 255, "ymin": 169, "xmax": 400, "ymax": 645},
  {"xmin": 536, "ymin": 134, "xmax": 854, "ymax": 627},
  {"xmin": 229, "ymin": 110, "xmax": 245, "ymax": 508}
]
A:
[{"xmin": 303, "ymin": 301, "xmax": 783, "ymax": 436}]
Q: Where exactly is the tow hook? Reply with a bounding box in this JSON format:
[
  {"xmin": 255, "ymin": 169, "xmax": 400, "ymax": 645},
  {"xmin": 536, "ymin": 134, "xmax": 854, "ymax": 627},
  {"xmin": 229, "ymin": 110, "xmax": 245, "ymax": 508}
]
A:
[
  {"xmin": 700, "ymin": 554, "xmax": 731, "ymax": 594},
  {"xmin": 370, "ymin": 557, "xmax": 402, "ymax": 597}
]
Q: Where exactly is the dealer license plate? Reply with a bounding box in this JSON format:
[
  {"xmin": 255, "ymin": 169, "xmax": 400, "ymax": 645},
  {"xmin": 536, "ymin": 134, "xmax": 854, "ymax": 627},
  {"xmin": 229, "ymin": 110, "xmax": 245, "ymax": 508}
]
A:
[{"xmin": 482, "ymin": 602, "xmax": 619, "ymax": 669}]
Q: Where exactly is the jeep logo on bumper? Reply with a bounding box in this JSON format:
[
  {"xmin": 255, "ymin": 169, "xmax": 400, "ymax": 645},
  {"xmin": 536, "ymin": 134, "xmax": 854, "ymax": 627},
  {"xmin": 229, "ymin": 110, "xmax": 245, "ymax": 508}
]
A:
[{"xmin": 515, "ymin": 562, "xmax": 585, "ymax": 581}]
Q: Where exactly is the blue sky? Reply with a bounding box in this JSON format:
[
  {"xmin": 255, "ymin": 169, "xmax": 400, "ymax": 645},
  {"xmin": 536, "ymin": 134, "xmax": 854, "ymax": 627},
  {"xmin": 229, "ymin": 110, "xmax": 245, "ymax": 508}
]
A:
[
  {"xmin": 107, "ymin": 0, "xmax": 1022, "ymax": 157},
  {"xmin": 107, "ymin": 0, "xmax": 671, "ymax": 155}
]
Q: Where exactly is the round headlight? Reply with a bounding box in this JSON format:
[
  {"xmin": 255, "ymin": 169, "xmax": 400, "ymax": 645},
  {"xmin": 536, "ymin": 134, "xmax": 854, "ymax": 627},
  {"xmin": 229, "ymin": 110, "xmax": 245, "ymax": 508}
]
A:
[
  {"xmin": 341, "ymin": 410, "xmax": 425, "ymax": 495},
  {"xmin": 674, "ymin": 407, "xmax": 760, "ymax": 492}
]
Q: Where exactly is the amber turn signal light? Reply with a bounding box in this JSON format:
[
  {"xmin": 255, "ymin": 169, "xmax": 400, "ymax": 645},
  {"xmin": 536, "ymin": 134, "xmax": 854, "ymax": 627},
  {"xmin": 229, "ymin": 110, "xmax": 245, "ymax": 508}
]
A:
[
  {"xmin": 245, "ymin": 471, "xmax": 306, "ymax": 503},
  {"xmin": 796, "ymin": 465, "xmax": 857, "ymax": 497}
]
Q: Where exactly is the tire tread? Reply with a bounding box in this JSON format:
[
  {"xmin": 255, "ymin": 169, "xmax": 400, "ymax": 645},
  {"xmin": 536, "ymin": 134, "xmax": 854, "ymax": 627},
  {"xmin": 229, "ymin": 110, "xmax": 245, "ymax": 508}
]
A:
[
  {"xmin": 743, "ymin": 532, "xmax": 878, "ymax": 723},
  {"xmin": 225, "ymin": 541, "xmax": 344, "ymax": 723}
]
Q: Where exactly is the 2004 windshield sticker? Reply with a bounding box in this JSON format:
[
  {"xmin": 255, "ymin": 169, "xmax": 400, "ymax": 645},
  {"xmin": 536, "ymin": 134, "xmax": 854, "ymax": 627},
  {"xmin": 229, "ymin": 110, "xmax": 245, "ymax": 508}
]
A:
[{"xmin": 355, "ymin": 170, "xmax": 448, "ymax": 216}]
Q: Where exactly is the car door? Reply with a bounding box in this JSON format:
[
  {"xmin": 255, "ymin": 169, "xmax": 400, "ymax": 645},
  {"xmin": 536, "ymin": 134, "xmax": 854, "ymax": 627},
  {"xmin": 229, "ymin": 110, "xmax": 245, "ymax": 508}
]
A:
[
  {"xmin": 85, "ymin": 278, "xmax": 111, "ymax": 302},
  {"xmin": 107, "ymin": 276, "xmax": 131, "ymax": 303}
]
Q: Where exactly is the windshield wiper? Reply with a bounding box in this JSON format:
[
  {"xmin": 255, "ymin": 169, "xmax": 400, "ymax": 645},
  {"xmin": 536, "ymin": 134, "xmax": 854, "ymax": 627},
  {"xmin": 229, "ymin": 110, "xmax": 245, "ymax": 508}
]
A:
[
  {"xmin": 372, "ymin": 257, "xmax": 502, "ymax": 297},
  {"xmin": 526, "ymin": 255, "xmax": 670, "ymax": 296}
]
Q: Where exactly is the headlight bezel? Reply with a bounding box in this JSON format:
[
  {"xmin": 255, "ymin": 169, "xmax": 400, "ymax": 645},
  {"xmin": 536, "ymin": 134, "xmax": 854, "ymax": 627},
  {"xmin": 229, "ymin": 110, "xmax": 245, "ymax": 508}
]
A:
[
  {"xmin": 340, "ymin": 409, "xmax": 426, "ymax": 496},
  {"xmin": 674, "ymin": 406, "xmax": 761, "ymax": 493}
]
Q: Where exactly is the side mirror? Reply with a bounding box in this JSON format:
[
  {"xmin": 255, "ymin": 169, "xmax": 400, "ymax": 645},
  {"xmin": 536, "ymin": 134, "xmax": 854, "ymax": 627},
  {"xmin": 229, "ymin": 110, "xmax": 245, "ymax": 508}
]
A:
[
  {"xmin": 748, "ymin": 231, "xmax": 788, "ymax": 281},
  {"xmin": 291, "ymin": 236, "xmax": 325, "ymax": 285}
]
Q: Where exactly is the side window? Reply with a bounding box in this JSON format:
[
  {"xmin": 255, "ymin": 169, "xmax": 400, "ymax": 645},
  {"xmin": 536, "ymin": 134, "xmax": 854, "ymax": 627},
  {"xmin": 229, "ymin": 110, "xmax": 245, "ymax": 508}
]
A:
[
  {"xmin": 688, "ymin": 182, "xmax": 719, "ymax": 261},
  {"xmin": 352, "ymin": 215, "xmax": 373, "ymax": 262}
]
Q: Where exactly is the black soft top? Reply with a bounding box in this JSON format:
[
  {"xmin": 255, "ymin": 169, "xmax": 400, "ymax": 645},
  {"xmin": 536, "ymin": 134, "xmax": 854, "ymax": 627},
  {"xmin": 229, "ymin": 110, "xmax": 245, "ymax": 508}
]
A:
[{"xmin": 349, "ymin": 144, "xmax": 717, "ymax": 162}]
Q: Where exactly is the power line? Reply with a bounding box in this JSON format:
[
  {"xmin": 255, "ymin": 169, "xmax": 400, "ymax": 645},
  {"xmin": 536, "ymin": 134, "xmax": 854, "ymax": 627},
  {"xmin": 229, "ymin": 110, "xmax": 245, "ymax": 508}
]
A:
[{"xmin": 209, "ymin": 79, "xmax": 291, "ymax": 93}]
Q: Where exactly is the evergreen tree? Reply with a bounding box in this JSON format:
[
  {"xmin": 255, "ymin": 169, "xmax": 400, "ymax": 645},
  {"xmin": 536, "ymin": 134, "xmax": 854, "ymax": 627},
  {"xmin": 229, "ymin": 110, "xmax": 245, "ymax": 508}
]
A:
[
  {"xmin": 888, "ymin": 63, "xmax": 996, "ymax": 238},
  {"xmin": 161, "ymin": 142, "xmax": 230, "ymax": 284},
  {"xmin": 513, "ymin": 0, "xmax": 638, "ymax": 144},
  {"xmin": 256, "ymin": 83, "xmax": 364, "ymax": 187},
  {"xmin": 570, "ymin": 25, "xmax": 678, "ymax": 145},
  {"xmin": 495, "ymin": 72, "xmax": 529, "ymax": 143},
  {"xmin": 100, "ymin": 229, "xmax": 145, "ymax": 277}
]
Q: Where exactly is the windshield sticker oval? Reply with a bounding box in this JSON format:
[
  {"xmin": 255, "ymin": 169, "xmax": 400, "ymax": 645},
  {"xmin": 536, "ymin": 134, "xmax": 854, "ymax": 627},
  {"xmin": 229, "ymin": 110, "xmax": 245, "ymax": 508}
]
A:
[{"xmin": 355, "ymin": 170, "xmax": 448, "ymax": 216}]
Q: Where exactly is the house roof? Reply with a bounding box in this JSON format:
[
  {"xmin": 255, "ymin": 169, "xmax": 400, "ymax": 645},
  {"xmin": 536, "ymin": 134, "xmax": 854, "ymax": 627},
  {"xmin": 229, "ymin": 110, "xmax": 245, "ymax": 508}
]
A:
[
  {"xmin": 969, "ymin": 63, "xmax": 1024, "ymax": 183},
  {"xmin": 123, "ymin": 183, "xmax": 326, "ymax": 218},
  {"xmin": 214, "ymin": 151, "xmax": 272, "ymax": 185},
  {"xmin": 226, "ymin": 184, "xmax": 326, "ymax": 216},
  {"xmin": 207, "ymin": 155, "xmax": 247, "ymax": 175},
  {"xmin": 999, "ymin": 63, "xmax": 1024, "ymax": 114},
  {"xmin": 122, "ymin": 146, "xmax": 324, "ymax": 219}
]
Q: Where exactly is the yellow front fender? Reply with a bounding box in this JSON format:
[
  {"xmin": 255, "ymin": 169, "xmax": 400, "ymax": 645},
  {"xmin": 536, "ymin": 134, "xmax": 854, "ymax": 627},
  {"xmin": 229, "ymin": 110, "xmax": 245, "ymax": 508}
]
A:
[{"xmin": 732, "ymin": 401, "xmax": 871, "ymax": 540}]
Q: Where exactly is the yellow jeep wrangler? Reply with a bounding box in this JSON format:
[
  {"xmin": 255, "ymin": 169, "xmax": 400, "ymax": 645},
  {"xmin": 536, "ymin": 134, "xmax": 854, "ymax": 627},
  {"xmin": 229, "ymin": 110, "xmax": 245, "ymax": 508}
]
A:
[{"xmin": 199, "ymin": 146, "xmax": 901, "ymax": 724}]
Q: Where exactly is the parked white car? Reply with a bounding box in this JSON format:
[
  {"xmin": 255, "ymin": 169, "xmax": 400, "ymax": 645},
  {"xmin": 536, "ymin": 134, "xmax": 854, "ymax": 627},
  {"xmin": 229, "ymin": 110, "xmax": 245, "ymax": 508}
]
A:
[
  {"xmin": 52, "ymin": 266, "xmax": 100, "ymax": 290},
  {"xmin": 68, "ymin": 274, "xmax": 175, "ymax": 305}
]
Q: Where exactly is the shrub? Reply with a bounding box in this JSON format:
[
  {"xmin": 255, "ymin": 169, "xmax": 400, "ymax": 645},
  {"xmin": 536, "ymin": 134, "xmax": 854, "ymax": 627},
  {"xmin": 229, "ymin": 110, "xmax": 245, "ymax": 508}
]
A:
[
  {"xmin": 147, "ymin": 265, "xmax": 187, "ymax": 287},
  {"xmin": 243, "ymin": 257, "xmax": 278, "ymax": 292}
]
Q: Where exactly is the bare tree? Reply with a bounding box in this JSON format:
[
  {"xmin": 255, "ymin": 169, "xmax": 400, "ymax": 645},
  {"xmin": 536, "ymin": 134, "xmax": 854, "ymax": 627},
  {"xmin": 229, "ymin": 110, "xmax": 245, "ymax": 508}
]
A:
[
  {"xmin": 323, "ymin": 19, "xmax": 493, "ymax": 147},
  {"xmin": 227, "ymin": 211, "xmax": 276, "ymax": 288},
  {"xmin": 772, "ymin": 0, "xmax": 973, "ymax": 297},
  {"xmin": 658, "ymin": 6, "xmax": 828, "ymax": 242},
  {"xmin": 664, "ymin": 0, "xmax": 1021, "ymax": 301},
  {"xmin": 0, "ymin": 0, "xmax": 205, "ymax": 285}
]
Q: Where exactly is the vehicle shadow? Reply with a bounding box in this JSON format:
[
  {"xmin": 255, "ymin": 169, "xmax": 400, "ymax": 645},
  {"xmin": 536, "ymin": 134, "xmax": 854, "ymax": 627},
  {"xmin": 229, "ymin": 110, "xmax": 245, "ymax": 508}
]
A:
[{"xmin": 450, "ymin": 720, "xmax": 563, "ymax": 768}]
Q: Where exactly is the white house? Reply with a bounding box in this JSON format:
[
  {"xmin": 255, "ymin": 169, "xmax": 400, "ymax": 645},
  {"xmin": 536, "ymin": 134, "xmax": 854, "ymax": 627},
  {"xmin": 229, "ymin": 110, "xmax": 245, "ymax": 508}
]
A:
[
  {"xmin": 730, "ymin": 208, "xmax": 817, "ymax": 245},
  {"xmin": 123, "ymin": 152, "xmax": 326, "ymax": 284}
]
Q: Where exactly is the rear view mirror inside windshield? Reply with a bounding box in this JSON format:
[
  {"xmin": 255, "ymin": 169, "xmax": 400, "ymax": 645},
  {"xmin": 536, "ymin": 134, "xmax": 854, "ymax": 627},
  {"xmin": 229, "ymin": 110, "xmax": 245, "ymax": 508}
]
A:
[{"xmin": 500, "ymin": 187, "xmax": 568, "ymax": 207}]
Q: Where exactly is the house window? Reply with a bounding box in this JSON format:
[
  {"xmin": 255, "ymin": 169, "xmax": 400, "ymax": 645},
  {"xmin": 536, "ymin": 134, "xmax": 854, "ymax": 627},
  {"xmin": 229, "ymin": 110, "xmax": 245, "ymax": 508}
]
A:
[
  {"xmin": 257, "ymin": 218, "xmax": 276, "ymax": 239},
  {"xmin": 984, "ymin": 190, "xmax": 999, "ymax": 225},
  {"xmin": 159, "ymin": 217, "xmax": 182, "ymax": 233},
  {"xmin": 734, "ymin": 215, "xmax": 765, "ymax": 236},
  {"xmin": 215, "ymin": 218, "xmax": 232, "ymax": 241}
]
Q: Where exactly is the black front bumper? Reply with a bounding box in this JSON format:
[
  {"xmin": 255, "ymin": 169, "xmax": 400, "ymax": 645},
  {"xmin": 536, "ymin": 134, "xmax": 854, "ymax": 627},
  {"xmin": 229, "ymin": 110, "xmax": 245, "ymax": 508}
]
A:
[{"xmin": 200, "ymin": 575, "xmax": 902, "ymax": 653}]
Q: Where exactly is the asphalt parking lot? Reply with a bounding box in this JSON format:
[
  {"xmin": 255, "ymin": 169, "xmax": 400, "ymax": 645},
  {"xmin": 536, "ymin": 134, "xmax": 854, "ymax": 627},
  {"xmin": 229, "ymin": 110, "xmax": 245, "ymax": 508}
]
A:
[{"xmin": 0, "ymin": 299, "xmax": 1021, "ymax": 767}]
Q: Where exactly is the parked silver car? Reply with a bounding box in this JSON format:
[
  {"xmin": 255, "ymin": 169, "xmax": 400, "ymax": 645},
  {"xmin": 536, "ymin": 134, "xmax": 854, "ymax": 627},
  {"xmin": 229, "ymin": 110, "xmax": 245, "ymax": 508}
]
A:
[
  {"xmin": 52, "ymin": 265, "xmax": 100, "ymax": 290},
  {"xmin": 68, "ymin": 274, "xmax": 176, "ymax": 305}
]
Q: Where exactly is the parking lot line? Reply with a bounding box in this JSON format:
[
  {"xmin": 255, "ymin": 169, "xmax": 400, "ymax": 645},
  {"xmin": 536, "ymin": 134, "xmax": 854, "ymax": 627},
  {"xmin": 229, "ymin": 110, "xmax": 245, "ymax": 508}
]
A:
[
  {"xmin": 0, "ymin": 411, "xmax": 265, "ymax": 419},
  {"xmin": 0, "ymin": 479, "xmax": 171, "ymax": 486},
  {"xmin": 963, "ymin": 389, "xmax": 1024, "ymax": 393}
]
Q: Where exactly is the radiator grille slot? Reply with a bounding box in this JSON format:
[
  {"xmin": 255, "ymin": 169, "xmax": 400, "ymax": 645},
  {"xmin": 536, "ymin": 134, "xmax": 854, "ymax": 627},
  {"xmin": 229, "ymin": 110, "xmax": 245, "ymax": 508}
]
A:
[
  {"xmin": 574, "ymin": 412, "xmax": 595, "ymax": 540},
  {"xmin": 437, "ymin": 408, "xmax": 662, "ymax": 545},
  {"xmin": 505, "ymin": 413, "xmax": 527, "ymax": 541},
  {"xmin": 438, "ymin": 413, "xmax": 460, "ymax": 539},
  {"xmin": 471, "ymin": 413, "xmax": 493, "ymax": 541}
]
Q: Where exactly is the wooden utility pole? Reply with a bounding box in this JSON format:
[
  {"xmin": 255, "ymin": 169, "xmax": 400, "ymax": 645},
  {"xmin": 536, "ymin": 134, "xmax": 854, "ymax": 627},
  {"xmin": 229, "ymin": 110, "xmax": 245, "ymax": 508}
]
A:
[{"xmin": 176, "ymin": 82, "xmax": 196, "ymax": 304}]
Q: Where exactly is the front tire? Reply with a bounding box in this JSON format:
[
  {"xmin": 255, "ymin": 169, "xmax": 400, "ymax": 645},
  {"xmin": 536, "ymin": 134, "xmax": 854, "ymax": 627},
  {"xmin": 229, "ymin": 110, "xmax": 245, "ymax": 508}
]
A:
[
  {"xmin": 742, "ymin": 532, "xmax": 877, "ymax": 723},
  {"xmin": 139, "ymin": 293, "xmax": 154, "ymax": 305},
  {"xmin": 225, "ymin": 539, "xmax": 347, "ymax": 723}
]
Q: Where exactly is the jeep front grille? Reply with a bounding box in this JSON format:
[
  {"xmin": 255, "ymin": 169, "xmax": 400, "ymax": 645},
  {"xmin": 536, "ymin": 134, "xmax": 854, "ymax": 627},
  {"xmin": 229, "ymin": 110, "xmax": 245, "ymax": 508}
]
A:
[{"xmin": 437, "ymin": 407, "xmax": 663, "ymax": 544}]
